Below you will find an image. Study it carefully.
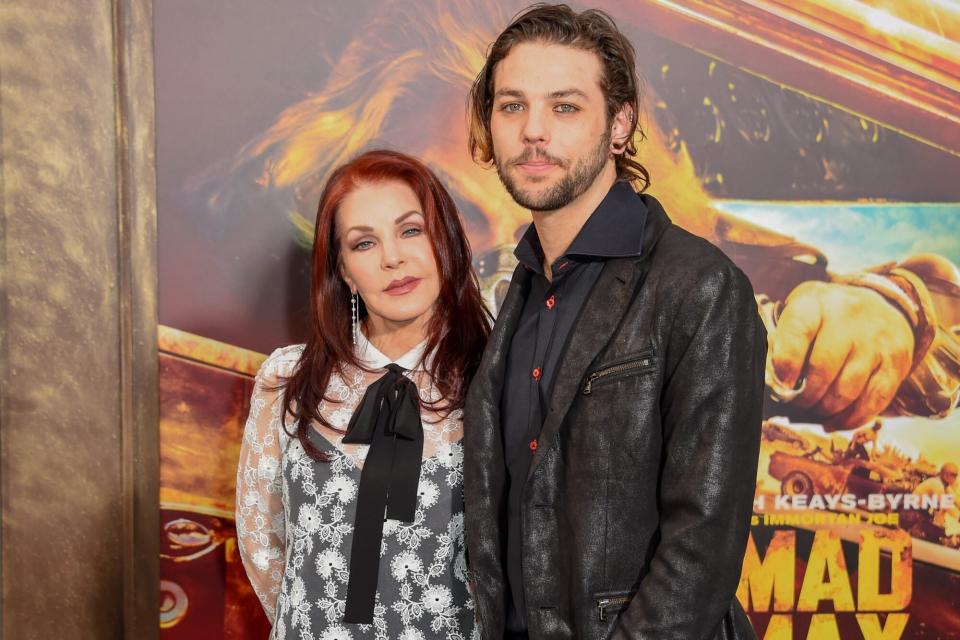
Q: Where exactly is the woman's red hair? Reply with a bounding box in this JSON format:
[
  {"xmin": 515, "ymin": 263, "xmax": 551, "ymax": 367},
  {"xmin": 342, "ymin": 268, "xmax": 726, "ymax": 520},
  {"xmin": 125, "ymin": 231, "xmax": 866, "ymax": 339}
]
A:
[{"xmin": 280, "ymin": 149, "xmax": 490, "ymax": 461}]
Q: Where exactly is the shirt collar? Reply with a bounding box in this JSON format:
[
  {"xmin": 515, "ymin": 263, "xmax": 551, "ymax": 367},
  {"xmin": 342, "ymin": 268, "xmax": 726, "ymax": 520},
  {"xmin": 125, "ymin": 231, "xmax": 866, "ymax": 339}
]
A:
[
  {"xmin": 355, "ymin": 329, "xmax": 429, "ymax": 371},
  {"xmin": 514, "ymin": 181, "xmax": 647, "ymax": 274}
]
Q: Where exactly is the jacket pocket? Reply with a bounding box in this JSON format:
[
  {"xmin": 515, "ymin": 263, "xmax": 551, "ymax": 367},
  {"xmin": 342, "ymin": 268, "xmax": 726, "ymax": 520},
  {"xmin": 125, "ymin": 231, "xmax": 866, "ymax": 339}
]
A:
[
  {"xmin": 594, "ymin": 589, "xmax": 635, "ymax": 621},
  {"xmin": 582, "ymin": 350, "xmax": 656, "ymax": 395}
]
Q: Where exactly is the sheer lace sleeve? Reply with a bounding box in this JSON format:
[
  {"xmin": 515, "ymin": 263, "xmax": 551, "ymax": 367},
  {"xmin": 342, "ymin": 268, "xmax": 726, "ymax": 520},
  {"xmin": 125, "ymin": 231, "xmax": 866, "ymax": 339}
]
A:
[{"xmin": 236, "ymin": 346, "xmax": 300, "ymax": 623}]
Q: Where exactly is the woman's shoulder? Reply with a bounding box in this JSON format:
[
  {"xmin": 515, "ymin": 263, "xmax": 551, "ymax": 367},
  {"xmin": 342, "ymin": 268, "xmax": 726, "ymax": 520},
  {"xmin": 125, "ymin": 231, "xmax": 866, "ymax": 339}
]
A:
[{"xmin": 256, "ymin": 344, "xmax": 306, "ymax": 387}]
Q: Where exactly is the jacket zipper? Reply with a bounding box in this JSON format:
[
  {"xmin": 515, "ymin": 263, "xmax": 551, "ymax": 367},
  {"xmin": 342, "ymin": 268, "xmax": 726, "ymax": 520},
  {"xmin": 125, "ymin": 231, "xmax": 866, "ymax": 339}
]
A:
[
  {"xmin": 597, "ymin": 595, "xmax": 632, "ymax": 621},
  {"xmin": 582, "ymin": 356, "xmax": 653, "ymax": 395}
]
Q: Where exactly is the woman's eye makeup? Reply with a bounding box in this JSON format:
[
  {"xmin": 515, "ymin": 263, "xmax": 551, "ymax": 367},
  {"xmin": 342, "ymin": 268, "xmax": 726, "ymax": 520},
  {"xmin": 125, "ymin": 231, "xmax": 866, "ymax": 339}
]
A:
[{"xmin": 346, "ymin": 218, "xmax": 423, "ymax": 251}]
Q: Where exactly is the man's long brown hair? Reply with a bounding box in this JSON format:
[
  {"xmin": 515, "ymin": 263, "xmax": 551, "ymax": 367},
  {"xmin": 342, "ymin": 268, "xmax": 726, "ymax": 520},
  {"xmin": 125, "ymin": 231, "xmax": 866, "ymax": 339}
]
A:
[
  {"xmin": 467, "ymin": 3, "xmax": 650, "ymax": 191},
  {"xmin": 280, "ymin": 150, "xmax": 491, "ymax": 462}
]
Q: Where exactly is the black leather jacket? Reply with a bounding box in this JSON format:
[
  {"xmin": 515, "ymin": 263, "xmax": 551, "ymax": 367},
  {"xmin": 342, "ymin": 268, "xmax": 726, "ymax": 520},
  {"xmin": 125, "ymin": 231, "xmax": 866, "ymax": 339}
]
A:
[{"xmin": 464, "ymin": 197, "xmax": 765, "ymax": 639}]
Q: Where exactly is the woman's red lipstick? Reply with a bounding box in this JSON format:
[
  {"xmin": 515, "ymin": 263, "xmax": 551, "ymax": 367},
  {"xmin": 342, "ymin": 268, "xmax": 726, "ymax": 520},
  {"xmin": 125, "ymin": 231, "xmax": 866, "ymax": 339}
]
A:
[{"xmin": 384, "ymin": 276, "xmax": 421, "ymax": 295}]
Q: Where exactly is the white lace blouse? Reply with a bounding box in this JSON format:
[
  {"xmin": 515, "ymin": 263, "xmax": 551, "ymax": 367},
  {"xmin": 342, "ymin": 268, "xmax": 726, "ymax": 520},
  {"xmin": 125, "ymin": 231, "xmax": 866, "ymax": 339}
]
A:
[{"xmin": 235, "ymin": 333, "xmax": 476, "ymax": 640}]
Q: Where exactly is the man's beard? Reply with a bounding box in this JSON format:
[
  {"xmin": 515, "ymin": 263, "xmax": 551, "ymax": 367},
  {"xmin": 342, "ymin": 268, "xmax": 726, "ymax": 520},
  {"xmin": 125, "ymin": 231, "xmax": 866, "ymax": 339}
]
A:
[{"xmin": 495, "ymin": 131, "xmax": 611, "ymax": 213}]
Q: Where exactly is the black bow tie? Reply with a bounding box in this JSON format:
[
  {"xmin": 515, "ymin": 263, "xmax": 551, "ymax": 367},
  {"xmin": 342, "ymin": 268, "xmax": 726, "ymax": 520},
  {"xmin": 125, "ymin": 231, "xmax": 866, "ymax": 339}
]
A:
[
  {"xmin": 341, "ymin": 364, "xmax": 424, "ymax": 624},
  {"xmin": 342, "ymin": 364, "xmax": 422, "ymax": 446}
]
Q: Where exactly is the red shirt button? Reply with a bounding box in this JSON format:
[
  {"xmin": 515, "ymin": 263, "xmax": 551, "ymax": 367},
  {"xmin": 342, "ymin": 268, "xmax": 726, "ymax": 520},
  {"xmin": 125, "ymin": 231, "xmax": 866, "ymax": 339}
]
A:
[
  {"xmin": 546, "ymin": 295, "xmax": 556, "ymax": 310},
  {"xmin": 532, "ymin": 367, "xmax": 542, "ymax": 380},
  {"xmin": 529, "ymin": 439, "xmax": 538, "ymax": 452}
]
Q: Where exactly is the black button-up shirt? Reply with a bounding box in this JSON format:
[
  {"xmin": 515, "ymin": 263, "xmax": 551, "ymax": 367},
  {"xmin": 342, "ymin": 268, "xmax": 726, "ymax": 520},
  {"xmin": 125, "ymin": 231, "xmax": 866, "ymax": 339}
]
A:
[{"xmin": 501, "ymin": 181, "xmax": 648, "ymax": 633}]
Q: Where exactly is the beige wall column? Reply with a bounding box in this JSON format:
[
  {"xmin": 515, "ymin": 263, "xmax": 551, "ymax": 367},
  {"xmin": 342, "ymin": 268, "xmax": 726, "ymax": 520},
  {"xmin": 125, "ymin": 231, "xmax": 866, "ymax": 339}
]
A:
[{"xmin": 0, "ymin": 1, "xmax": 159, "ymax": 638}]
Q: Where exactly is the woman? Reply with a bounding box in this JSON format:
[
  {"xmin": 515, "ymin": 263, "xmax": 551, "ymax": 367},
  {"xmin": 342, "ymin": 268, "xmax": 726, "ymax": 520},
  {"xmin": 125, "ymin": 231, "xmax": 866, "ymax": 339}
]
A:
[{"xmin": 236, "ymin": 150, "xmax": 489, "ymax": 639}]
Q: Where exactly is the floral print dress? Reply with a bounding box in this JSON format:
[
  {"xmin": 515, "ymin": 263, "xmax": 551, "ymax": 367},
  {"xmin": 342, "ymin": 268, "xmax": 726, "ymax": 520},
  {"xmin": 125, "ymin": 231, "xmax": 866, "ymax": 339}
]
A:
[{"xmin": 236, "ymin": 334, "xmax": 477, "ymax": 640}]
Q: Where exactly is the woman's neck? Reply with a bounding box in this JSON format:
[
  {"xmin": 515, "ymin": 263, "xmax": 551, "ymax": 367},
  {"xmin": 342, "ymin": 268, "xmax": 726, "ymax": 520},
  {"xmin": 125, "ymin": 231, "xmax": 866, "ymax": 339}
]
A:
[{"xmin": 363, "ymin": 314, "xmax": 430, "ymax": 362}]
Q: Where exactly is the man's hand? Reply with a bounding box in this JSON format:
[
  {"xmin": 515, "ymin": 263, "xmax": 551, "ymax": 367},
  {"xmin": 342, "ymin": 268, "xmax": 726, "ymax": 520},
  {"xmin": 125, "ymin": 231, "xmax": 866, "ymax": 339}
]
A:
[{"xmin": 771, "ymin": 281, "xmax": 914, "ymax": 430}]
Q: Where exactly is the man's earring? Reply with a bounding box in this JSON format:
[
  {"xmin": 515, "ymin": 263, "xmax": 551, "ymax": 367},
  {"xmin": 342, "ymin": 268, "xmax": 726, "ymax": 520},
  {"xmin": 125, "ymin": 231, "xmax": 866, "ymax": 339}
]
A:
[{"xmin": 351, "ymin": 293, "xmax": 358, "ymax": 346}]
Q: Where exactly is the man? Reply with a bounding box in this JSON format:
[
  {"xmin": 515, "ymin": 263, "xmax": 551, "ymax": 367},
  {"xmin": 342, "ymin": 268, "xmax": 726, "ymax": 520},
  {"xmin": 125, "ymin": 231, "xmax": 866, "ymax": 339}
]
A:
[
  {"xmin": 842, "ymin": 420, "xmax": 882, "ymax": 462},
  {"xmin": 913, "ymin": 462, "xmax": 959, "ymax": 532},
  {"xmin": 463, "ymin": 5, "xmax": 766, "ymax": 639}
]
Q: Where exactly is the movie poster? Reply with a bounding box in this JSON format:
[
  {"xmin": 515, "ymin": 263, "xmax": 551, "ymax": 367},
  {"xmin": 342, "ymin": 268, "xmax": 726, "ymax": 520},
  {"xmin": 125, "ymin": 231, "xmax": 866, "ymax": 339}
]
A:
[{"xmin": 154, "ymin": 1, "xmax": 960, "ymax": 637}]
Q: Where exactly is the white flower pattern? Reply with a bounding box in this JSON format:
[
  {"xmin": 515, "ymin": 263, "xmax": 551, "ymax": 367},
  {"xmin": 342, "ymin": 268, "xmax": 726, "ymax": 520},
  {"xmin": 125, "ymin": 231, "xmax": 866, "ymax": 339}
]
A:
[
  {"xmin": 390, "ymin": 551, "xmax": 424, "ymax": 582},
  {"xmin": 323, "ymin": 475, "xmax": 358, "ymax": 503},
  {"xmin": 236, "ymin": 343, "xmax": 477, "ymax": 640},
  {"xmin": 416, "ymin": 479, "xmax": 439, "ymax": 510},
  {"xmin": 315, "ymin": 548, "xmax": 348, "ymax": 581},
  {"xmin": 298, "ymin": 504, "xmax": 323, "ymax": 534},
  {"xmin": 319, "ymin": 625, "xmax": 354, "ymax": 640},
  {"xmin": 421, "ymin": 585, "xmax": 453, "ymax": 615}
]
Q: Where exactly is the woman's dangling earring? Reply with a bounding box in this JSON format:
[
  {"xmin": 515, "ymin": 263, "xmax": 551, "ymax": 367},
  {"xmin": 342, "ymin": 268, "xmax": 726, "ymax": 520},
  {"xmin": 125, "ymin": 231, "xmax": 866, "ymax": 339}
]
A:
[{"xmin": 351, "ymin": 292, "xmax": 358, "ymax": 347}]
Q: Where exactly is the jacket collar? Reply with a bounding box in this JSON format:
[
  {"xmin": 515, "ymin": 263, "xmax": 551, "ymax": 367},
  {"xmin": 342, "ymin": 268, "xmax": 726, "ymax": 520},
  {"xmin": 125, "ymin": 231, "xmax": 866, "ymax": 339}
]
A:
[
  {"xmin": 514, "ymin": 181, "xmax": 647, "ymax": 275},
  {"xmin": 636, "ymin": 193, "xmax": 671, "ymax": 260}
]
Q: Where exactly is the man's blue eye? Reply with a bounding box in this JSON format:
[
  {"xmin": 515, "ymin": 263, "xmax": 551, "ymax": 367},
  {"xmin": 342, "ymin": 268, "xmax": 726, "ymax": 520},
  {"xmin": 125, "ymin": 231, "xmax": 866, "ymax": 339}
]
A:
[{"xmin": 555, "ymin": 104, "xmax": 578, "ymax": 113}]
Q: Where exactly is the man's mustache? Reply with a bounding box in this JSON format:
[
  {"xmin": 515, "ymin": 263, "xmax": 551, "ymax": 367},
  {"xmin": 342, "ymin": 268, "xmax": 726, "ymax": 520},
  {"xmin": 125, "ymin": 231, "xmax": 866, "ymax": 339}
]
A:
[{"xmin": 508, "ymin": 147, "xmax": 569, "ymax": 168}]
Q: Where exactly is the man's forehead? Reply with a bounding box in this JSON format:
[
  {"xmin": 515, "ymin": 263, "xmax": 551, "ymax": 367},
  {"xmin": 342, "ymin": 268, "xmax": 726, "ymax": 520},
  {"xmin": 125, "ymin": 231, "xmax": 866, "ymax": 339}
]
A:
[{"xmin": 492, "ymin": 41, "xmax": 603, "ymax": 95}]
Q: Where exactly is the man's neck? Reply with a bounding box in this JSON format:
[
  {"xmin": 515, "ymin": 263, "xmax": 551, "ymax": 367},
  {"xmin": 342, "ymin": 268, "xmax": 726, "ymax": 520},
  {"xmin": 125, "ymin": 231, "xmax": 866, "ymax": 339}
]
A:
[{"xmin": 531, "ymin": 163, "xmax": 617, "ymax": 280}]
